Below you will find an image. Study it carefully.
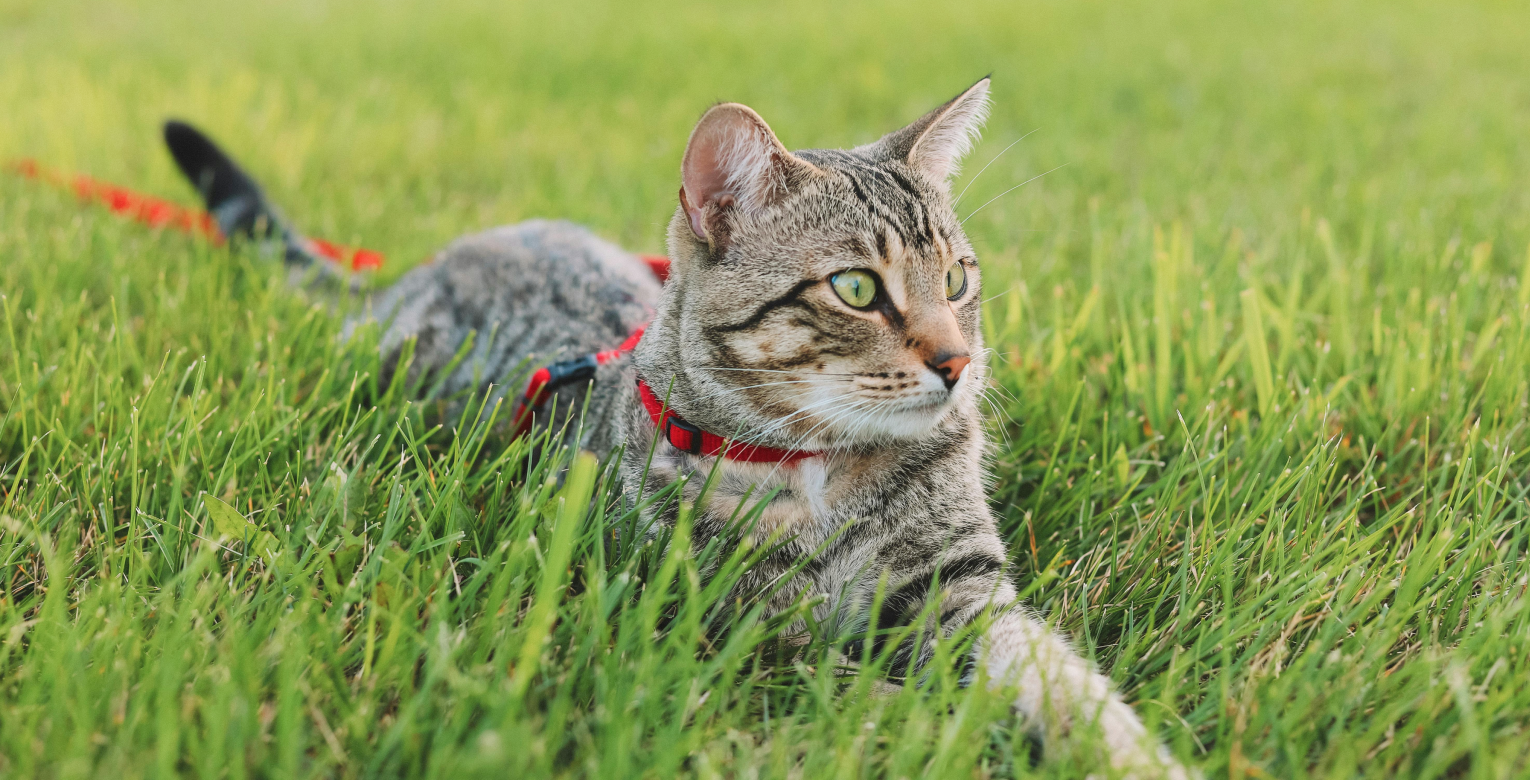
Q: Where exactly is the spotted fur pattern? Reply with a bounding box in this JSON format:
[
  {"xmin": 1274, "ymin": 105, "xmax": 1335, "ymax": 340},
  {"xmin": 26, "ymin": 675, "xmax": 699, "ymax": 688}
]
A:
[{"xmin": 355, "ymin": 80, "xmax": 1190, "ymax": 778}]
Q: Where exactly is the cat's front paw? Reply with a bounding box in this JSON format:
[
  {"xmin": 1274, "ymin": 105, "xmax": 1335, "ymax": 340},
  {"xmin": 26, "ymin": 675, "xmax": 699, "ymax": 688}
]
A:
[
  {"xmin": 1154, "ymin": 752, "xmax": 1202, "ymax": 780},
  {"xmin": 1092, "ymin": 703, "xmax": 1199, "ymax": 780},
  {"xmin": 1096, "ymin": 744, "xmax": 1199, "ymax": 780}
]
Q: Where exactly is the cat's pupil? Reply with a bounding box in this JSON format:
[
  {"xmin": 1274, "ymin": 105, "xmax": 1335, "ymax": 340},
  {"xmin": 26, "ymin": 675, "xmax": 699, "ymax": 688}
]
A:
[
  {"xmin": 831, "ymin": 270, "xmax": 878, "ymax": 308},
  {"xmin": 945, "ymin": 261, "xmax": 967, "ymax": 300}
]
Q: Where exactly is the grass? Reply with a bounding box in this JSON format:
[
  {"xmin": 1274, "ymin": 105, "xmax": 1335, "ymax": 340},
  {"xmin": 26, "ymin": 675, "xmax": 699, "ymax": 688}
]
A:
[{"xmin": 3, "ymin": 0, "xmax": 1530, "ymax": 776}]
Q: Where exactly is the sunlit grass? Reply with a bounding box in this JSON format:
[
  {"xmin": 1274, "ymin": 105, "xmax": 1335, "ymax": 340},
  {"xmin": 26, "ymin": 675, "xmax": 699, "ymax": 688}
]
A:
[{"xmin": 4, "ymin": 0, "xmax": 1530, "ymax": 777}]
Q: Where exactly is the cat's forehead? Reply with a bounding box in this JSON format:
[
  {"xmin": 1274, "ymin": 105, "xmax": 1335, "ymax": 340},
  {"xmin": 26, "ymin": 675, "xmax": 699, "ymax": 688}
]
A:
[{"xmin": 788, "ymin": 148, "xmax": 969, "ymax": 266}]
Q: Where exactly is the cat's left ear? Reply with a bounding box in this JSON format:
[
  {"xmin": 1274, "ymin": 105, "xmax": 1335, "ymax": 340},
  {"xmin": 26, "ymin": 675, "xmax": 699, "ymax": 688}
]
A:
[{"xmin": 875, "ymin": 77, "xmax": 991, "ymax": 189}]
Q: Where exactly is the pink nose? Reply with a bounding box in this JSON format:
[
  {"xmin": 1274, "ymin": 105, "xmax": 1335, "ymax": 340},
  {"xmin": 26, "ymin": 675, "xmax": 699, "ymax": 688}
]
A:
[{"xmin": 930, "ymin": 354, "xmax": 970, "ymax": 389}]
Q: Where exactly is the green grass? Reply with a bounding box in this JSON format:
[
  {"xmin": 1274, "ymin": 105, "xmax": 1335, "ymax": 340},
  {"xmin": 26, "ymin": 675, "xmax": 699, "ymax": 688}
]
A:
[{"xmin": 4, "ymin": 0, "xmax": 1530, "ymax": 776}]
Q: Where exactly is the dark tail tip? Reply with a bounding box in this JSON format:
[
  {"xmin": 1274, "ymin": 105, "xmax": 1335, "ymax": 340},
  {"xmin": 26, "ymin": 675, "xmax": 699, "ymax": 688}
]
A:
[
  {"xmin": 161, "ymin": 118, "xmax": 341, "ymax": 276},
  {"xmin": 162, "ymin": 119, "xmax": 284, "ymax": 242}
]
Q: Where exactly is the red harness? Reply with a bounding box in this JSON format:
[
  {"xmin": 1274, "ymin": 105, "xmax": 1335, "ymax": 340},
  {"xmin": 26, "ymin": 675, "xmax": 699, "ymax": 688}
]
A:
[
  {"xmin": 9, "ymin": 159, "xmax": 815, "ymax": 465},
  {"xmin": 510, "ymin": 256, "xmax": 819, "ymax": 465}
]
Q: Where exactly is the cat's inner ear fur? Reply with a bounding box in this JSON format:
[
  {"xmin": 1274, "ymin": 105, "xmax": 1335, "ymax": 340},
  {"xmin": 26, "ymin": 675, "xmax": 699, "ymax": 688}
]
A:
[
  {"xmin": 876, "ymin": 77, "xmax": 991, "ymax": 190},
  {"xmin": 680, "ymin": 103, "xmax": 817, "ymax": 247}
]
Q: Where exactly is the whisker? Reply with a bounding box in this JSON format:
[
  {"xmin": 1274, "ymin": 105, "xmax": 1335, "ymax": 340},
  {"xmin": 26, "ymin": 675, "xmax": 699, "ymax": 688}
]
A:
[
  {"xmin": 727, "ymin": 393, "xmax": 857, "ymax": 444},
  {"xmin": 798, "ymin": 398, "xmax": 872, "ymax": 446},
  {"xmin": 960, "ymin": 164, "xmax": 1069, "ymax": 226},
  {"xmin": 698, "ymin": 366, "xmax": 862, "ymax": 378},
  {"xmin": 989, "ymin": 381, "xmax": 1020, "ymax": 406},
  {"xmin": 736, "ymin": 398, "xmax": 868, "ymax": 487},
  {"xmin": 982, "ymin": 287, "xmax": 1017, "ymax": 304},
  {"xmin": 968, "ymin": 363, "xmax": 1020, "ymax": 440},
  {"xmin": 852, "ymin": 394, "xmax": 908, "ymax": 452},
  {"xmin": 759, "ymin": 398, "xmax": 876, "ymax": 482},
  {"xmin": 771, "ymin": 404, "xmax": 854, "ymax": 458},
  {"xmin": 758, "ymin": 392, "xmax": 870, "ymax": 448},
  {"xmin": 754, "ymin": 395, "xmax": 870, "ymax": 444},
  {"xmin": 978, "ymin": 388, "xmax": 1018, "ymax": 445},
  {"xmin": 953, "ymin": 128, "xmax": 1040, "ymax": 207},
  {"xmin": 685, "ymin": 379, "xmax": 825, "ymax": 405}
]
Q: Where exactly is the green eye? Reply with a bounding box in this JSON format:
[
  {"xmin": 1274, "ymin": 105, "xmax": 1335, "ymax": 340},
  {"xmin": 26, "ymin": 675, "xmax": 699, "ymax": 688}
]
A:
[
  {"xmin": 831, "ymin": 269, "xmax": 878, "ymax": 308},
  {"xmin": 945, "ymin": 261, "xmax": 968, "ymax": 300}
]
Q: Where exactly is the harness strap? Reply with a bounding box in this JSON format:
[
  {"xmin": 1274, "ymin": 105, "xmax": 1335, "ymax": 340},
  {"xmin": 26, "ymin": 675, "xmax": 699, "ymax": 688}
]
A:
[{"xmin": 511, "ymin": 326, "xmax": 645, "ymax": 437}]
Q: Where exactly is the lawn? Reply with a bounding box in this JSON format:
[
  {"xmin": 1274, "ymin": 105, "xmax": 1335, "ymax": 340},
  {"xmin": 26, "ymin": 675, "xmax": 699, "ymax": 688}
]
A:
[{"xmin": 3, "ymin": 0, "xmax": 1530, "ymax": 777}]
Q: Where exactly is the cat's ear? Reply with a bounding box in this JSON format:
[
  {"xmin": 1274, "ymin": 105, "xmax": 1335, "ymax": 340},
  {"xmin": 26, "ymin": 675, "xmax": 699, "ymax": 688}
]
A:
[
  {"xmin": 876, "ymin": 77, "xmax": 991, "ymax": 189},
  {"xmin": 680, "ymin": 103, "xmax": 816, "ymax": 246}
]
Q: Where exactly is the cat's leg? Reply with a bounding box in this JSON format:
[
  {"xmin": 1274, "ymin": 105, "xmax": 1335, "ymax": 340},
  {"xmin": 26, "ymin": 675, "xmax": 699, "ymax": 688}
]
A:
[
  {"xmin": 978, "ymin": 605, "xmax": 1193, "ymax": 780},
  {"xmin": 864, "ymin": 551, "xmax": 1191, "ymax": 778}
]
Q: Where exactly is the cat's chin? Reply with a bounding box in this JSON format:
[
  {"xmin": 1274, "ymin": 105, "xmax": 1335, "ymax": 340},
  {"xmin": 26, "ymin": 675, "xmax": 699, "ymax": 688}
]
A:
[
  {"xmin": 843, "ymin": 396, "xmax": 959, "ymax": 444},
  {"xmin": 757, "ymin": 397, "xmax": 953, "ymax": 452}
]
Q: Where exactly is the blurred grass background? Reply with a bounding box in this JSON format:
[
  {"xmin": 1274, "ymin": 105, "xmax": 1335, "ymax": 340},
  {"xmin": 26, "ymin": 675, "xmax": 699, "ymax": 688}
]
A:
[{"xmin": 3, "ymin": 0, "xmax": 1530, "ymax": 777}]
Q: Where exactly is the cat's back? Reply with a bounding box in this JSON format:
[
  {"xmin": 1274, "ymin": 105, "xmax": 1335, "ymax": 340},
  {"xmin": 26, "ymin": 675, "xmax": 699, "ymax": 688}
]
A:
[{"xmin": 355, "ymin": 219, "xmax": 660, "ymax": 402}]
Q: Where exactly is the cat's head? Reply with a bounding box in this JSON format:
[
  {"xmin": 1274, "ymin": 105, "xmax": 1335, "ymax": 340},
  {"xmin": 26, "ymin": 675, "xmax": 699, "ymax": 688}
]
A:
[{"xmin": 645, "ymin": 78, "xmax": 992, "ymax": 452}]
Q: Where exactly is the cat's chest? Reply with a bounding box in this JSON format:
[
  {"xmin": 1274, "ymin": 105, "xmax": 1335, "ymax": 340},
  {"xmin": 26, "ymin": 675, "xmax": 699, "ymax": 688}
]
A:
[{"xmin": 698, "ymin": 455, "xmax": 888, "ymax": 547}]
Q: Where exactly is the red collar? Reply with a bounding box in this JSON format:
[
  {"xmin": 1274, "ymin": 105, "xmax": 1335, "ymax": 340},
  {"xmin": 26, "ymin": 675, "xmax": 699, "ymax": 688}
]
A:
[{"xmin": 636, "ymin": 378, "xmax": 819, "ymax": 464}]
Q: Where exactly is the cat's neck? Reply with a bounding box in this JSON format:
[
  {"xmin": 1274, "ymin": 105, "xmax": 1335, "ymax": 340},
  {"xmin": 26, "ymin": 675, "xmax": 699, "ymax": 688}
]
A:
[{"xmin": 622, "ymin": 399, "xmax": 988, "ymax": 545}]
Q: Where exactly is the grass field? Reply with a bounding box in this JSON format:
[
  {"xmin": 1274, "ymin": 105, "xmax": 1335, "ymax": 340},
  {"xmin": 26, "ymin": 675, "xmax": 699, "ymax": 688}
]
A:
[{"xmin": 4, "ymin": 0, "xmax": 1530, "ymax": 777}]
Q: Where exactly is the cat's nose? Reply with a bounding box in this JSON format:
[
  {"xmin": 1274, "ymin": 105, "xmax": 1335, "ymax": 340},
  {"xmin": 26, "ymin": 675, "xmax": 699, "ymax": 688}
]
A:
[{"xmin": 928, "ymin": 352, "xmax": 971, "ymax": 390}]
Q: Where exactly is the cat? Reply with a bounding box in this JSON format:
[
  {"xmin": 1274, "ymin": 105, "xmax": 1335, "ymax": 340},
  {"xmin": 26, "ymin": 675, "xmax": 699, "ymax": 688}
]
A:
[{"xmin": 167, "ymin": 79, "xmax": 1192, "ymax": 779}]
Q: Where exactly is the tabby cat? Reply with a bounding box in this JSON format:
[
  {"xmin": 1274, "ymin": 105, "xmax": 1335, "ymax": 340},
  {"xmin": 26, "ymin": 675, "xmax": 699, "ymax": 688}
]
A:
[{"xmin": 174, "ymin": 79, "xmax": 1191, "ymax": 778}]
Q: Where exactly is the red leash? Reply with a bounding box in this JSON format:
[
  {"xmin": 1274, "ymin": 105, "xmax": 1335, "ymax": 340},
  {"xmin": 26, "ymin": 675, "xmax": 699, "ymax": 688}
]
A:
[
  {"xmin": 9, "ymin": 158, "xmax": 221, "ymax": 240},
  {"xmin": 7, "ymin": 158, "xmax": 384, "ymax": 271}
]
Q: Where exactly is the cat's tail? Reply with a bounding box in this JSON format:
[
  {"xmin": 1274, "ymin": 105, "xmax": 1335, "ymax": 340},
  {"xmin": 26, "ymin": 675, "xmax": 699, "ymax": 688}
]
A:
[{"xmin": 162, "ymin": 120, "xmax": 378, "ymax": 286}]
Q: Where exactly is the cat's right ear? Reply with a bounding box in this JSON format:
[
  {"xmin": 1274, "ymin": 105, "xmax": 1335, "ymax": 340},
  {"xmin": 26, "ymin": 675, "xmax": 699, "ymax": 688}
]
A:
[{"xmin": 680, "ymin": 103, "xmax": 816, "ymax": 247}]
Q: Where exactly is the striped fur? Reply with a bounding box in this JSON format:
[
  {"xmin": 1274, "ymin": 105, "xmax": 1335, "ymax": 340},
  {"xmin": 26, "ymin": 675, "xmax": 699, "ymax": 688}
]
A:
[{"xmin": 357, "ymin": 79, "xmax": 1190, "ymax": 778}]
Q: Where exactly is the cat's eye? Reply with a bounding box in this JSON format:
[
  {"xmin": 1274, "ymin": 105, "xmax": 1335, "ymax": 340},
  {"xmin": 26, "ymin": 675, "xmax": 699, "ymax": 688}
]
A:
[
  {"xmin": 945, "ymin": 261, "xmax": 968, "ymax": 300},
  {"xmin": 831, "ymin": 270, "xmax": 878, "ymax": 308}
]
